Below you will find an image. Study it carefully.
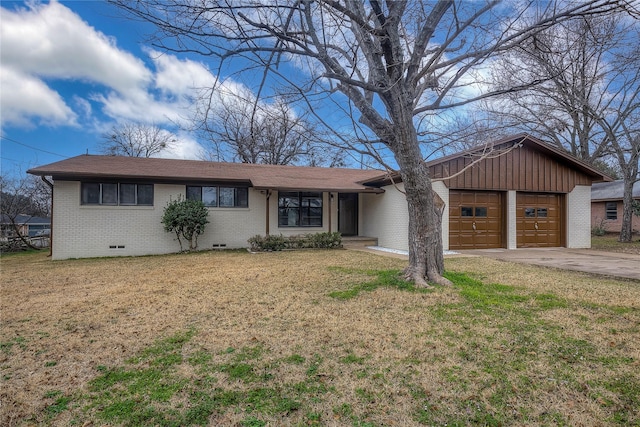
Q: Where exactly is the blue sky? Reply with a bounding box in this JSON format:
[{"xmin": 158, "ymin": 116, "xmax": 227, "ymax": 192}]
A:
[{"xmin": 1, "ymin": 0, "xmax": 232, "ymax": 177}]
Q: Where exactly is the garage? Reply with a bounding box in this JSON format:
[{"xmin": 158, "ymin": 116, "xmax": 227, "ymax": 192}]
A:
[
  {"xmin": 449, "ymin": 190, "xmax": 503, "ymax": 249},
  {"xmin": 516, "ymin": 193, "xmax": 563, "ymax": 247}
]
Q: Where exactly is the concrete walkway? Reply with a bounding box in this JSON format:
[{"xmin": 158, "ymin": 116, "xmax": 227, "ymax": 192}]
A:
[
  {"xmin": 353, "ymin": 246, "xmax": 640, "ymax": 281},
  {"xmin": 458, "ymin": 248, "xmax": 640, "ymax": 281}
]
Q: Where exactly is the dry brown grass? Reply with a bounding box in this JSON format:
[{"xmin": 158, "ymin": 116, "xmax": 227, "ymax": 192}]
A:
[
  {"xmin": 1, "ymin": 249, "xmax": 638, "ymax": 426},
  {"xmin": 591, "ymin": 234, "xmax": 640, "ymax": 255}
]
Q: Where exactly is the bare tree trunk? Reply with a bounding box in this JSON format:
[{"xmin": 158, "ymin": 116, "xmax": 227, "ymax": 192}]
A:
[
  {"xmin": 393, "ymin": 126, "xmax": 451, "ymax": 287},
  {"xmin": 619, "ymin": 176, "xmax": 635, "ymax": 242}
]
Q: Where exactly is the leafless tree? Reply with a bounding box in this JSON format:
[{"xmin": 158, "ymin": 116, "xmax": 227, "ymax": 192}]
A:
[
  {"xmin": 197, "ymin": 90, "xmax": 323, "ymax": 165},
  {"xmin": 100, "ymin": 122, "xmax": 177, "ymax": 157},
  {"xmin": 601, "ymin": 114, "xmax": 640, "ymax": 242},
  {"xmin": 195, "ymin": 84, "xmax": 349, "ymax": 166},
  {"xmin": 111, "ymin": 0, "xmax": 629, "ymax": 286},
  {"xmin": 1, "ymin": 173, "xmax": 51, "ymax": 250},
  {"xmin": 485, "ymin": 13, "xmax": 640, "ymax": 241}
]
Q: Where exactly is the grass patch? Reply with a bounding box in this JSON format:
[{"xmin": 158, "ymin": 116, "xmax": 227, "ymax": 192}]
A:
[
  {"xmin": 2, "ymin": 250, "xmax": 638, "ymax": 426},
  {"xmin": 328, "ymin": 267, "xmax": 428, "ymax": 299},
  {"xmin": 591, "ymin": 234, "xmax": 640, "ymax": 254}
]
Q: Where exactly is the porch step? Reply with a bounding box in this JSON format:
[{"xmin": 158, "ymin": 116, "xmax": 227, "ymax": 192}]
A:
[{"xmin": 342, "ymin": 236, "xmax": 378, "ymax": 248}]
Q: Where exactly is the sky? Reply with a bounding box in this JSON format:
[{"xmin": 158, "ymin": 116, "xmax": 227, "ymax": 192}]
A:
[
  {"xmin": 0, "ymin": 0, "xmax": 488, "ymax": 179},
  {"xmin": 1, "ymin": 0, "xmax": 225, "ymax": 178}
]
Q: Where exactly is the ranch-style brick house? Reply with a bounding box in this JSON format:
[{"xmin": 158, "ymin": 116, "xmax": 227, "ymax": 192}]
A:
[{"xmin": 28, "ymin": 134, "xmax": 610, "ymax": 260}]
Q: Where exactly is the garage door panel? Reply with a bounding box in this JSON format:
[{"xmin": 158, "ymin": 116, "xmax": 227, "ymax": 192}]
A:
[
  {"xmin": 450, "ymin": 191, "xmax": 503, "ymax": 250},
  {"xmin": 516, "ymin": 193, "xmax": 563, "ymax": 248}
]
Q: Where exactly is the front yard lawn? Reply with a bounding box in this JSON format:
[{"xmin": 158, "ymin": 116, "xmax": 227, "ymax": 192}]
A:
[{"xmin": 1, "ymin": 250, "xmax": 638, "ymax": 426}]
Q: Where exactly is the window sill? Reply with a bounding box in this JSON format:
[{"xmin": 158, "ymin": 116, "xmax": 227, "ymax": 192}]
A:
[
  {"xmin": 205, "ymin": 207, "xmax": 250, "ymax": 211},
  {"xmin": 277, "ymin": 226, "xmax": 325, "ymax": 230},
  {"xmin": 80, "ymin": 205, "xmax": 155, "ymax": 210}
]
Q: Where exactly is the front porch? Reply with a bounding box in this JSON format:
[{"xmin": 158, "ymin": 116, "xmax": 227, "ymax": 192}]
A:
[{"xmin": 341, "ymin": 235, "xmax": 378, "ymax": 248}]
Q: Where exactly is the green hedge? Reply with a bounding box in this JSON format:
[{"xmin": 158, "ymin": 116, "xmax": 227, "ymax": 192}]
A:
[{"xmin": 248, "ymin": 232, "xmax": 342, "ymax": 251}]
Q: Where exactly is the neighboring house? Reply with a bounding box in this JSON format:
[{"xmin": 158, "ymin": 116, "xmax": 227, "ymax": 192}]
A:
[
  {"xmin": 591, "ymin": 180, "xmax": 640, "ymax": 234},
  {"xmin": 27, "ymin": 134, "xmax": 610, "ymax": 260},
  {"xmin": 0, "ymin": 214, "xmax": 51, "ymax": 238}
]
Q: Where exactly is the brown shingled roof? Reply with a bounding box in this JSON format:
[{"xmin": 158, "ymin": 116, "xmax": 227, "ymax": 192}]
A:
[{"xmin": 27, "ymin": 155, "xmax": 386, "ymax": 193}]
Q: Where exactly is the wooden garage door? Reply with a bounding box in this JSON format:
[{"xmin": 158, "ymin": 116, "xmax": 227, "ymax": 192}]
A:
[
  {"xmin": 516, "ymin": 193, "xmax": 563, "ymax": 248},
  {"xmin": 449, "ymin": 191, "xmax": 503, "ymax": 249}
]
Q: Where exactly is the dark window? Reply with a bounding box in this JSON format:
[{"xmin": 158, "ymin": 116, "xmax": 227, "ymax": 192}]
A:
[
  {"xmin": 461, "ymin": 207, "xmax": 473, "ymax": 217},
  {"xmin": 605, "ymin": 202, "xmax": 617, "ymax": 220},
  {"xmin": 278, "ymin": 192, "xmax": 323, "ymax": 227},
  {"xmin": 101, "ymin": 183, "xmax": 118, "ymax": 205},
  {"xmin": 186, "ymin": 186, "xmax": 202, "ymax": 202},
  {"xmin": 203, "ymin": 187, "xmax": 218, "ymax": 207},
  {"xmin": 137, "ymin": 185, "xmax": 154, "ymax": 205},
  {"xmin": 120, "ymin": 183, "xmax": 136, "ymax": 205},
  {"xmin": 537, "ymin": 208, "xmax": 548, "ymax": 218},
  {"xmin": 119, "ymin": 184, "xmax": 154, "ymax": 206},
  {"xmin": 186, "ymin": 186, "xmax": 248, "ymax": 208},
  {"xmin": 474, "ymin": 207, "xmax": 488, "ymax": 217},
  {"xmin": 81, "ymin": 182, "xmax": 153, "ymax": 206},
  {"xmin": 82, "ymin": 183, "xmax": 100, "ymax": 204},
  {"xmin": 524, "ymin": 208, "xmax": 536, "ymax": 218}
]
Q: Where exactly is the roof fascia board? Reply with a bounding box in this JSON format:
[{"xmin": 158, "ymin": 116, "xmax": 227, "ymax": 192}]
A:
[{"xmin": 252, "ymin": 186, "xmax": 384, "ymax": 194}]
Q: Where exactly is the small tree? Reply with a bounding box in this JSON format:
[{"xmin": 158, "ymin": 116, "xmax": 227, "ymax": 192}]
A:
[{"xmin": 161, "ymin": 197, "xmax": 209, "ymax": 252}]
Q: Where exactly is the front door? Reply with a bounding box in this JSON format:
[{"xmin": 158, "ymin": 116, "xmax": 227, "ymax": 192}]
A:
[{"xmin": 338, "ymin": 193, "xmax": 358, "ymax": 236}]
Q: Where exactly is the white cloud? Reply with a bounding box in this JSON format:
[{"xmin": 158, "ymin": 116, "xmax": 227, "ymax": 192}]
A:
[
  {"xmin": 1, "ymin": 0, "xmax": 150, "ymax": 93},
  {"xmin": 97, "ymin": 51, "xmax": 218, "ymax": 126},
  {"xmin": 0, "ymin": 0, "xmax": 269, "ymax": 162},
  {"xmin": 0, "ymin": 65, "xmax": 76, "ymax": 127},
  {"xmin": 160, "ymin": 131, "xmax": 205, "ymax": 160},
  {"xmin": 0, "ymin": 1, "xmax": 220, "ymax": 135},
  {"xmin": 151, "ymin": 50, "xmax": 217, "ymax": 96}
]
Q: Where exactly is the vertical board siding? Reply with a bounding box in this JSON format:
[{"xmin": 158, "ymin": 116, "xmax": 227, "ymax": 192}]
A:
[{"xmin": 431, "ymin": 144, "xmax": 592, "ymax": 192}]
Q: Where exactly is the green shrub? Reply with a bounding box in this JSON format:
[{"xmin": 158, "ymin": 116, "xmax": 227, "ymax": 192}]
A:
[
  {"xmin": 248, "ymin": 232, "xmax": 341, "ymax": 251},
  {"xmin": 162, "ymin": 196, "xmax": 209, "ymax": 252},
  {"xmin": 248, "ymin": 234, "xmax": 287, "ymax": 252}
]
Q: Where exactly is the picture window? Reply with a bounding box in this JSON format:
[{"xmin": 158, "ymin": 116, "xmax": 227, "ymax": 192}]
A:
[{"xmin": 278, "ymin": 192, "xmax": 323, "ymax": 227}]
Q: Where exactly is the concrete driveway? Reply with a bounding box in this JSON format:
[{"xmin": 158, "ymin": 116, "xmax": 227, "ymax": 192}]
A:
[{"xmin": 459, "ymin": 248, "xmax": 640, "ymax": 281}]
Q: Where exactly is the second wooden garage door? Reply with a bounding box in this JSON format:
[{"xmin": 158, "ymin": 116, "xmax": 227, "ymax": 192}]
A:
[
  {"xmin": 449, "ymin": 191, "xmax": 503, "ymax": 249},
  {"xmin": 516, "ymin": 193, "xmax": 563, "ymax": 247}
]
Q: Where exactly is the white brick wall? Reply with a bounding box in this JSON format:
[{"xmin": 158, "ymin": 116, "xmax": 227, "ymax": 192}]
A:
[
  {"xmin": 433, "ymin": 181, "xmax": 449, "ymax": 251},
  {"xmin": 52, "ymin": 181, "xmax": 267, "ymax": 259},
  {"xmin": 52, "ymin": 184, "xmax": 344, "ymax": 259},
  {"xmin": 566, "ymin": 185, "xmax": 592, "ymax": 248},
  {"xmin": 506, "ymin": 191, "xmax": 517, "ymax": 249},
  {"xmin": 360, "ymin": 182, "xmax": 449, "ymax": 251},
  {"xmin": 361, "ymin": 183, "xmax": 409, "ymax": 250}
]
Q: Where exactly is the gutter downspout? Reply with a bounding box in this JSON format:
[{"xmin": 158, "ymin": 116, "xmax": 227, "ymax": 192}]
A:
[{"xmin": 41, "ymin": 176, "xmax": 54, "ymax": 257}]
